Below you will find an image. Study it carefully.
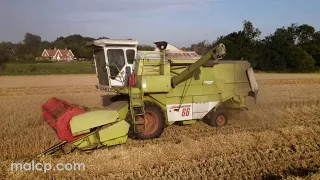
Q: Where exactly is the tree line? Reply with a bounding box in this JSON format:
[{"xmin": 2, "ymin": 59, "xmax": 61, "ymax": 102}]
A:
[
  {"xmin": 183, "ymin": 21, "xmax": 320, "ymax": 73},
  {"xmin": 0, "ymin": 35, "xmax": 155, "ymax": 64},
  {"xmin": 1, "ymin": 20, "xmax": 320, "ymax": 72}
]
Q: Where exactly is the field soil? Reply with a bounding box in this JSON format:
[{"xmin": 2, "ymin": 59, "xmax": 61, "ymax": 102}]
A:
[{"xmin": 0, "ymin": 73, "xmax": 320, "ymax": 179}]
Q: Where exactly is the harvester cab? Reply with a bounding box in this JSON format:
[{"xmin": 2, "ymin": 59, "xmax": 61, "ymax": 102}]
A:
[
  {"xmin": 87, "ymin": 39, "xmax": 202, "ymax": 91},
  {"xmin": 86, "ymin": 39, "xmax": 138, "ymax": 91},
  {"xmin": 38, "ymin": 39, "xmax": 259, "ymax": 157}
]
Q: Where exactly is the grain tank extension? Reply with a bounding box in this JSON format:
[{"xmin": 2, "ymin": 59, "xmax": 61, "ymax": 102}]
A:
[{"xmin": 38, "ymin": 39, "xmax": 258, "ymax": 156}]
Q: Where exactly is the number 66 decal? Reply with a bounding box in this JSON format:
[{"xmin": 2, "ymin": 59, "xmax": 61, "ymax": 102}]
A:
[{"xmin": 181, "ymin": 107, "xmax": 190, "ymax": 116}]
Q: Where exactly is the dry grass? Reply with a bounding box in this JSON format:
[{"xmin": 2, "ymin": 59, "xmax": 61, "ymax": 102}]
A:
[{"xmin": 0, "ymin": 73, "xmax": 320, "ymax": 179}]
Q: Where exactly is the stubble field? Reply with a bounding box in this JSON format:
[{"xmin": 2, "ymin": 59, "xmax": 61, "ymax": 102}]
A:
[{"xmin": 0, "ymin": 73, "xmax": 320, "ymax": 179}]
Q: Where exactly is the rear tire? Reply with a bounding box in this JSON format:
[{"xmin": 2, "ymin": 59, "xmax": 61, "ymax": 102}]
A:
[
  {"xmin": 207, "ymin": 108, "xmax": 228, "ymax": 127},
  {"xmin": 126, "ymin": 101, "xmax": 165, "ymax": 140}
]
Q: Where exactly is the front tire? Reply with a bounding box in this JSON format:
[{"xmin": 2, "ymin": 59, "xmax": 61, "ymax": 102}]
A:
[{"xmin": 126, "ymin": 101, "xmax": 165, "ymax": 140}]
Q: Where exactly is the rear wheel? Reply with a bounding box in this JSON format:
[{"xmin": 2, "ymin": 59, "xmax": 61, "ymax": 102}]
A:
[
  {"xmin": 207, "ymin": 109, "xmax": 228, "ymax": 127},
  {"xmin": 126, "ymin": 101, "xmax": 165, "ymax": 140}
]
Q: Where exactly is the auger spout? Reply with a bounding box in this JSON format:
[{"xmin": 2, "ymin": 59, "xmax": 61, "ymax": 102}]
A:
[{"xmin": 171, "ymin": 43, "xmax": 226, "ymax": 88}]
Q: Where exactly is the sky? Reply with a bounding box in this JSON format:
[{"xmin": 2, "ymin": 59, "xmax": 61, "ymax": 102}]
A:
[{"xmin": 0, "ymin": 0, "xmax": 320, "ymax": 47}]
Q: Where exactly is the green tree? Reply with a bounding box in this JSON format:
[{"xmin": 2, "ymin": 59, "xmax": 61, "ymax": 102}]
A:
[
  {"xmin": 23, "ymin": 33, "xmax": 42, "ymax": 56},
  {"xmin": 257, "ymin": 24, "xmax": 316, "ymax": 72},
  {"xmin": 296, "ymin": 24, "xmax": 315, "ymax": 44},
  {"xmin": 39, "ymin": 40, "xmax": 53, "ymax": 55},
  {"xmin": 53, "ymin": 35, "xmax": 94, "ymax": 59},
  {"xmin": 294, "ymin": 24, "xmax": 320, "ymax": 67},
  {"xmin": 97, "ymin": 37, "xmax": 109, "ymax": 39},
  {"xmin": 0, "ymin": 42, "xmax": 16, "ymax": 64},
  {"xmin": 14, "ymin": 33, "xmax": 44, "ymax": 60},
  {"xmin": 189, "ymin": 40, "xmax": 211, "ymax": 56},
  {"xmin": 54, "ymin": 39, "xmax": 67, "ymax": 49},
  {"xmin": 217, "ymin": 20, "xmax": 261, "ymax": 67},
  {"xmin": 243, "ymin": 20, "xmax": 261, "ymax": 40},
  {"xmin": 309, "ymin": 32, "xmax": 320, "ymax": 66}
]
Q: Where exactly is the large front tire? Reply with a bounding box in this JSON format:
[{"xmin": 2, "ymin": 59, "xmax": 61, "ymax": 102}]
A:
[{"xmin": 126, "ymin": 101, "xmax": 165, "ymax": 140}]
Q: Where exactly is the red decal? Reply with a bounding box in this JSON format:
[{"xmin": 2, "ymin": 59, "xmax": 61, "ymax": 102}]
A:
[
  {"xmin": 190, "ymin": 53, "xmax": 198, "ymax": 57},
  {"xmin": 181, "ymin": 107, "xmax": 190, "ymax": 117}
]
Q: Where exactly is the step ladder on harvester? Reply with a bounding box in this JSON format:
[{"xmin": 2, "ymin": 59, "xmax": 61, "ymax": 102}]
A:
[
  {"xmin": 127, "ymin": 52, "xmax": 152, "ymax": 134},
  {"xmin": 129, "ymin": 87, "xmax": 147, "ymax": 133}
]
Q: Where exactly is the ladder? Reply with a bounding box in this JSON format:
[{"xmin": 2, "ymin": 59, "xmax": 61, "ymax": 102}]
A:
[{"xmin": 129, "ymin": 87, "xmax": 146, "ymax": 133}]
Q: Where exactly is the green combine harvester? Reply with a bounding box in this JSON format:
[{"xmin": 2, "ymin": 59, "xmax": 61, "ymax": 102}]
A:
[{"xmin": 39, "ymin": 39, "xmax": 259, "ymax": 156}]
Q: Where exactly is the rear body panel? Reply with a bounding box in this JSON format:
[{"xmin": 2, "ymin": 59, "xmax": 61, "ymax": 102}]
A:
[{"xmin": 133, "ymin": 59, "xmax": 257, "ymax": 124}]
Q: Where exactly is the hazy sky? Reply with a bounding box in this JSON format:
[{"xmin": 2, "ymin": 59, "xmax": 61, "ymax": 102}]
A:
[{"xmin": 1, "ymin": 0, "xmax": 319, "ymax": 47}]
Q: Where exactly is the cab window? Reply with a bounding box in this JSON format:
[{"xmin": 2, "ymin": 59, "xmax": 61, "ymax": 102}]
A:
[
  {"xmin": 126, "ymin": 49, "xmax": 135, "ymax": 64},
  {"xmin": 107, "ymin": 49, "xmax": 125, "ymax": 78}
]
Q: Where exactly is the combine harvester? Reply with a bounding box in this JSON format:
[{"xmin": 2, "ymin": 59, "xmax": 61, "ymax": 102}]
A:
[{"xmin": 38, "ymin": 39, "xmax": 258, "ymax": 156}]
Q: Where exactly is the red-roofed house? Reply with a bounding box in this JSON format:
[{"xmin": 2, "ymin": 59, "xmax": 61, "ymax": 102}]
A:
[{"xmin": 41, "ymin": 47, "xmax": 75, "ymax": 62}]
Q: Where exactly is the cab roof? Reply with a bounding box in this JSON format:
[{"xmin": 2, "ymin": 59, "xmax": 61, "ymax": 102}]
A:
[{"xmin": 86, "ymin": 39, "xmax": 138, "ymax": 48}]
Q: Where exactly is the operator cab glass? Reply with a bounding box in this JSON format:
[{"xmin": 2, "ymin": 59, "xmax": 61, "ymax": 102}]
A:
[
  {"xmin": 94, "ymin": 48, "xmax": 109, "ymax": 87},
  {"xmin": 95, "ymin": 47, "xmax": 136, "ymax": 87},
  {"xmin": 107, "ymin": 49, "xmax": 126, "ymax": 79},
  {"xmin": 89, "ymin": 39, "xmax": 138, "ymax": 90},
  {"xmin": 126, "ymin": 49, "xmax": 135, "ymax": 64},
  {"xmin": 104, "ymin": 47, "xmax": 136, "ymax": 80}
]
